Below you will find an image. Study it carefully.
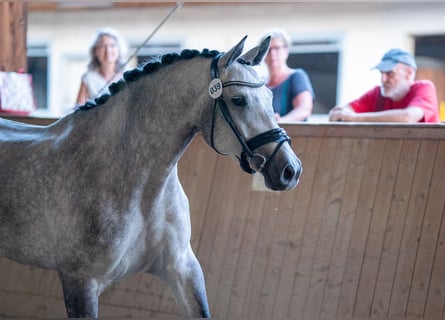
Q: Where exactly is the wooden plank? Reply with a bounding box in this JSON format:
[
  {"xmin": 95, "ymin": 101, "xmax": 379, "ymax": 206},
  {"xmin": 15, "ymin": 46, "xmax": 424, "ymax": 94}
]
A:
[
  {"xmin": 336, "ymin": 139, "xmax": 386, "ymax": 317},
  {"xmin": 0, "ymin": 3, "xmax": 12, "ymax": 71},
  {"xmin": 407, "ymin": 140, "xmax": 445, "ymax": 317},
  {"xmin": 255, "ymin": 189, "xmax": 297, "ymax": 318},
  {"xmin": 370, "ymin": 140, "xmax": 420, "ymax": 317},
  {"xmin": 242, "ymin": 191, "xmax": 282, "ymax": 316},
  {"xmin": 388, "ymin": 140, "xmax": 438, "ymax": 317},
  {"xmin": 0, "ymin": 259, "xmax": 15, "ymax": 292},
  {"xmin": 225, "ymin": 188, "xmax": 266, "ymax": 317},
  {"xmin": 212, "ymin": 170, "xmax": 255, "ymax": 317},
  {"xmin": 424, "ymin": 141, "xmax": 445, "ymax": 317},
  {"xmin": 196, "ymin": 155, "xmax": 238, "ymax": 267},
  {"xmin": 283, "ymin": 123, "xmax": 445, "ymax": 141},
  {"xmin": 319, "ymin": 138, "xmax": 370, "ymax": 319},
  {"xmin": 353, "ymin": 139, "xmax": 403, "ymax": 317},
  {"xmin": 0, "ymin": 291, "xmax": 64, "ymax": 317},
  {"xmin": 256, "ymin": 137, "xmax": 311, "ymax": 317},
  {"xmin": 115, "ymin": 274, "xmax": 140, "ymax": 309},
  {"xmin": 134, "ymin": 275, "xmax": 165, "ymax": 311},
  {"xmin": 271, "ymin": 137, "xmax": 319, "ymax": 318},
  {"xmin": 12, "ymin": 2, "xmax": 27, "ymax": 72},
  {"xmin": 33, "ymin": 268, "xmax": 59, "ymax": 297},
  {"xmin": 303, "ymin": 137, "xmax": 353, "ymax": 318},
  {"xmin": 0, "ymin": 3, "xmax": 27, "ymax": 72},
  {"xmin": 288, "ymin": 137, "xmax": 338, "ymax": 315},
  {"xmin": 203, "ymin": 156, "xmax": 243, "ymax": 309}
]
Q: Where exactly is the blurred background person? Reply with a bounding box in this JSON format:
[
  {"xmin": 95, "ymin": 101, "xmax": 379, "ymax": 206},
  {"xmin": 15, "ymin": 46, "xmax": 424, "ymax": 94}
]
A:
[
  {"xmin": 260, "ymin": 28, "xmax": 315, "ymax": 122},
  {"xmin": 76, "ymin": 27, "xmax": 127, "ymax": 105},
  {"xmin": 329, "ymin": 48, "xmax": 439, "ymax": 123}
]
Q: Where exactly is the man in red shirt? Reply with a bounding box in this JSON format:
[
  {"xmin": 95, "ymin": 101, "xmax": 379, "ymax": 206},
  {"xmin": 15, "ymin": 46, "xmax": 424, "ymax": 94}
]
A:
[{"xmin": 329, "ymin": 48, "xmax": 439, "ymax": 123}]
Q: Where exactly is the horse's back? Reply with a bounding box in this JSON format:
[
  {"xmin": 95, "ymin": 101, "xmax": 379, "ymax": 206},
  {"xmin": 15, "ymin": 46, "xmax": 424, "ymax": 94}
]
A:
[
  {"xmin": 0, "ymin": 117, "xmax": 53, "ymax": 176},
  {"xmin": 0, "ymin": 117, "xmax": 49, "ymax": 142}
]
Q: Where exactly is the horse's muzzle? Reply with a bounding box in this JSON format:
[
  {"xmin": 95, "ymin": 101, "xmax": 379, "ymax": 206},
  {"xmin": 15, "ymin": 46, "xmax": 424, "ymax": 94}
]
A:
[{"xmin": 261, "ymin": 154, "xmax": 302, "ymax": 191}]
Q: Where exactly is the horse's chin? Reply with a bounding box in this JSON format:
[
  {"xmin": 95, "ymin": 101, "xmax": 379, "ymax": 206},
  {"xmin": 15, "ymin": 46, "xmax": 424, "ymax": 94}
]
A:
[{"xmin": 262, "ymin": 158, "xmax": 302, "ymax": 191}]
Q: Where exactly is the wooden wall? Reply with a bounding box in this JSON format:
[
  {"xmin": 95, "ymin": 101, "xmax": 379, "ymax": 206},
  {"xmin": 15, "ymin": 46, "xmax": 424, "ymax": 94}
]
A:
[
  {"xmin": 0, "ymin": 2, "xmax": 27, "ymax": 72},
  {"xmin": 0, "ymin": 121, "xmax": 444, "ymax": 319}
]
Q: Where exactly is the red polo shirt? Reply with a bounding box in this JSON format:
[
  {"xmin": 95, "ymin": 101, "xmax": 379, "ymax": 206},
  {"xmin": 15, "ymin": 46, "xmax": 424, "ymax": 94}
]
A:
[{"xmin": 350, "ymin": 80, "xmax": 439, "ymax": 123}]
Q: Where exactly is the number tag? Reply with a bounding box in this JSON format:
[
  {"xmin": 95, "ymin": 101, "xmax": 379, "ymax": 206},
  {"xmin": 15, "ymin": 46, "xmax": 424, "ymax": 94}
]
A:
[{"xmin": 209, "ymin": 78, "xmax": 223, "ymax": 99}]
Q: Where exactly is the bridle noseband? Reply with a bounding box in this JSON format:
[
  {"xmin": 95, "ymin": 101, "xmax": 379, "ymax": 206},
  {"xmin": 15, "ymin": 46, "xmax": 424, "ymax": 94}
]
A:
[{"xmin": 209, "ymin": 53, "xmax": 292, "ymax": 174}]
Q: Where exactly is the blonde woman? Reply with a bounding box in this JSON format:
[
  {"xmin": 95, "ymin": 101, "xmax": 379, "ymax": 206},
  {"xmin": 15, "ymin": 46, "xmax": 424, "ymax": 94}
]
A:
[
  {"xmin": 76, "ymin": 27, "xmax": 127, "ymax": 105},
  {"xmin": 260, "ymin": 28, "xmax": 314, "ymax": 122}
]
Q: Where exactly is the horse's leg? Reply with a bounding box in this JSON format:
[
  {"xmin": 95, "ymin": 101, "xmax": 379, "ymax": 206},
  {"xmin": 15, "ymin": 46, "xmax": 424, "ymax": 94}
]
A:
[
  {"xmin": 157, "ymin": 245, "xmax": 210, "ymax": 318},
  {"xmin": 58, "ymin": 273, "xmax": 99, "ymax": 318}
]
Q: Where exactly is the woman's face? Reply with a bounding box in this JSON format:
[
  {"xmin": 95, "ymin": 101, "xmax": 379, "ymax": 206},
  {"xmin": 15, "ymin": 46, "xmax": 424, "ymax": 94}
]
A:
[
  {"xmin": 95, "ymin": 35, "xmax": 119, "ymax": 66},
  {"xmin": 265, "ymin": 37, "xmax": 289, "ymax": 69}
]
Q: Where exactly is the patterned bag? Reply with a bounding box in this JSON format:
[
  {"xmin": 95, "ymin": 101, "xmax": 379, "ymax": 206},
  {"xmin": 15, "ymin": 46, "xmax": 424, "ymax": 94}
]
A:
[{"xmin": 0, "ymin": 71, "xmax": 36, "ymax": 115}]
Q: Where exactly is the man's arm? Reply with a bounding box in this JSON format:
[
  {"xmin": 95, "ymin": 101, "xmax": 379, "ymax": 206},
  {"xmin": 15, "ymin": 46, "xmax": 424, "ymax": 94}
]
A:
[{"xmin": 329, "ymin": 104, "xmax": 424, "ymax": 123}]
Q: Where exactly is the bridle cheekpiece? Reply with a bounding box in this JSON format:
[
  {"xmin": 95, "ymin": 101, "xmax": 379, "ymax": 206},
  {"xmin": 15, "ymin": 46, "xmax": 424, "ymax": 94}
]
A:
[{"xmin": 209, "ymin": 53, "xmax": 292, "ymax": 174}]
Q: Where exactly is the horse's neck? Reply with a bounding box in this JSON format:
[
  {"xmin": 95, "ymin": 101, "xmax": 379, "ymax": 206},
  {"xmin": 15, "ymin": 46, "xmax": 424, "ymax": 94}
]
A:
[
  {"xmin": 61, "ymin": 58, "xmax": 210, "ymax": 178},
  {"xmin": 124, "ymin": 59, "xmax": 209, "ymax": 152}
]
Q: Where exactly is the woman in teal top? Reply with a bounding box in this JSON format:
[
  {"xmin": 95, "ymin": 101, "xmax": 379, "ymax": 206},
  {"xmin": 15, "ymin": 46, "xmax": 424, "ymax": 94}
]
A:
[{"xmin": 261, "ymin": 29, "xmax": 315, "ymax": 122}]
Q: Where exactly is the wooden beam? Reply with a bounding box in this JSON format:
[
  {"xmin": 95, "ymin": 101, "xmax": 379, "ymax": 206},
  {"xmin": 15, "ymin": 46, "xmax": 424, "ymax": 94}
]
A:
[
  {"xmin": 0, "ymin": 2, "xmax": 27, "ymax": 72},
  {"xmin": 28, "ymin": 2, "xmax": 237, "ymax": 11}
]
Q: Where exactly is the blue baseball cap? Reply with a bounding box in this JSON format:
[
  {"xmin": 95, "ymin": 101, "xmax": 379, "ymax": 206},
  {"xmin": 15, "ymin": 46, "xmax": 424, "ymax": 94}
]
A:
[{"xmin": 373, "ymin": 48, "xmax": 417, "ymax": 72}]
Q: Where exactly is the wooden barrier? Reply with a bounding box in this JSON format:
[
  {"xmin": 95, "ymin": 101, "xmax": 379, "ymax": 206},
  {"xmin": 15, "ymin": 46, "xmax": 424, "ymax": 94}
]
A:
[
  {"xmin": 0, "ymin": 118, "xmax": 444, "ymax": 319},
  {"xmin": 0, "ymin": 2, "xmax": 27, "ymax": 72}
]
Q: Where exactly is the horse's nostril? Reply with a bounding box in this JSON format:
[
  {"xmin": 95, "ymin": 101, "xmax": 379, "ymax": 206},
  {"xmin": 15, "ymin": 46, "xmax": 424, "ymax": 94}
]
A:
[{"xmin": 282, "ymin": 164, "xmax": 296, "ymax": 182}]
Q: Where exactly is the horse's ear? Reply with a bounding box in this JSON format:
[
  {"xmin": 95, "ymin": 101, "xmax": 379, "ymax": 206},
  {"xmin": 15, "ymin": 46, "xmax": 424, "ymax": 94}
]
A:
[
  {"xmin": 238, "ymin": 35, "xmax": 271, "ymax": 66},
  {"xmin": 220, "ymin": 35, "xmax": 247, "ymax": 68}
]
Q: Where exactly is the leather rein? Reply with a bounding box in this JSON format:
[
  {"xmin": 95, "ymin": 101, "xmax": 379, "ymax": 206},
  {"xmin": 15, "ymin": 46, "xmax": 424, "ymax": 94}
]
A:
[{"xmin": 209, "ymin": 53, "xmax": 292, "ymax": 174}]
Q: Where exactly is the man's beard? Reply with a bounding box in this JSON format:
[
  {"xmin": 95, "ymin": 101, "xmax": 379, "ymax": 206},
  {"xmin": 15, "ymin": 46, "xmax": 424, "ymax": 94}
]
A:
[{"xmin": 380, "ymin": 83, "xmax": 410, "ymax": 101}]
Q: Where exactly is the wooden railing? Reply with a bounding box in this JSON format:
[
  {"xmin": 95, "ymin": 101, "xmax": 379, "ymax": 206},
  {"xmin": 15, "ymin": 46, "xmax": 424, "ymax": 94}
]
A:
[{"xmin": 0, "ymin": 118, "xmax": 444, "ymax": 319}]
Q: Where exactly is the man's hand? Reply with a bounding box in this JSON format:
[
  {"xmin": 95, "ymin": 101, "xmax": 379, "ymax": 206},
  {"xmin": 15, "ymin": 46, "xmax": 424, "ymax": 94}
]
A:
[{"xmin": 328, "ymin": 105, "xmax": 357, "ymax": 122}]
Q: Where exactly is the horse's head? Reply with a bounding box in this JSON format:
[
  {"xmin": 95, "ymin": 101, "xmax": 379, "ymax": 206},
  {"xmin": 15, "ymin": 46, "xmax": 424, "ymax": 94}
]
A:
[{"xmin": 202, "ymin": 36, "xmax": 302, "ymax": 191}]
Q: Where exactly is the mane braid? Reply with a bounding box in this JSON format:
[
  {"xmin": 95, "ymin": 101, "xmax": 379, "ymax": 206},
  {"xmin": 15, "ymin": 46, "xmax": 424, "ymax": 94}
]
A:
[{"xmin": 76, "ymin": 48, "xmax": 221, "ymax": 111}]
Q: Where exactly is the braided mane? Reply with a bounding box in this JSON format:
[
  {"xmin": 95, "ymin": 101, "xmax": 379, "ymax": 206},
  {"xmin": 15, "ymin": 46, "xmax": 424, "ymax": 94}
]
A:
[{"xmin": 77, "ymin": 48, "xmax": 221, "ymax": 111}]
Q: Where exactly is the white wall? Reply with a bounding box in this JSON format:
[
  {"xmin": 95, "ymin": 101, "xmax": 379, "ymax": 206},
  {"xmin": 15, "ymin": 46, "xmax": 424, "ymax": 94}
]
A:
[{"xmin": 27, "ymin": 2, "xmax": 445, "ymax": 117}]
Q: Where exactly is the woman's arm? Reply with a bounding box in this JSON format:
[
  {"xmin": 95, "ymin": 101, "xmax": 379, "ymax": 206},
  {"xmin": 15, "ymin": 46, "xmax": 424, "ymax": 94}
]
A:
[
  {"xmin": 277, "ymin": 90, "xmax": 313, "ymax": 122},
  {"xmin": 75, "ymin": 82, "xmax": 89, "ymax": 106}
]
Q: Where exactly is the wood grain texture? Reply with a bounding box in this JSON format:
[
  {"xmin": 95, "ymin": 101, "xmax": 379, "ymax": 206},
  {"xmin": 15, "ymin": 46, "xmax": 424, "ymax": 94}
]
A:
[{"xmin": 0, "ymin": 120, "xmax": 443, "ymax": 319}]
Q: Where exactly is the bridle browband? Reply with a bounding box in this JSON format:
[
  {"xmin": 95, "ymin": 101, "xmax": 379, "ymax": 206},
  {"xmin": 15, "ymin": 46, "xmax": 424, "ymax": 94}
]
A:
[{"xmin": 209, "ymin": 53, "xmax": 292, "ymax": 174}]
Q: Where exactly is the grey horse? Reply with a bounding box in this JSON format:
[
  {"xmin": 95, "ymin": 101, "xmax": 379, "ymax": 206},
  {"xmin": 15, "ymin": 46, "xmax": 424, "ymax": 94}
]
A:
[{"xmin": 0, "ymin": 36, "xmax": 302, "ymax": 318}]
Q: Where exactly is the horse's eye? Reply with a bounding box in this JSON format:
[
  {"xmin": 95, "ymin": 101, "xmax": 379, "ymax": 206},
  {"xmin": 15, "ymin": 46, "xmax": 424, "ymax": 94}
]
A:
[{"xmin": 231, "ymin": 96, "xmax": 247, "ymax": 107}]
